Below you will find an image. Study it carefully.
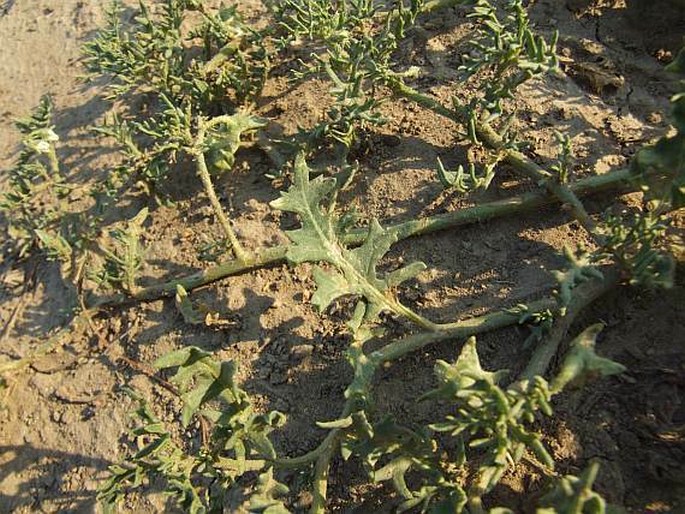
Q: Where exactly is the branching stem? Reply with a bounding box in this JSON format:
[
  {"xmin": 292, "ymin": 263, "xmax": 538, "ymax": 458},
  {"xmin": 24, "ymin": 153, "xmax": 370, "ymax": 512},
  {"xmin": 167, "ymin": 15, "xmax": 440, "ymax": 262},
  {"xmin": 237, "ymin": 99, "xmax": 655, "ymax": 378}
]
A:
[
  {"xmin": 266, "ymin": 276, "xmax": 610, "ymax": 509},
  {"xmin": 88, "ymin": 166, "xmax": 634, "ymax": 309},
  {"xmin": 388, "ymin": 80, "xmax": 602, "ymax": 241}
]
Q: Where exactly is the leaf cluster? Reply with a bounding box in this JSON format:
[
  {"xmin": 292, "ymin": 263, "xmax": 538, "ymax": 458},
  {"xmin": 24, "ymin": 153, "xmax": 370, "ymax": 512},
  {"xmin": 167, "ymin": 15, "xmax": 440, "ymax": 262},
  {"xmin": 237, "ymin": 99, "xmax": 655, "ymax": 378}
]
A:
[
  {"xmin": 321, "ymin": 331, "xmax": 623, "ymax": 512},
  {"xmin": 83, "ymin": 0, "xmax": 267, "ymax": 107},
  {"xmin": 0, "ymin": 95, "xmax": 69, "ymax": 259},
  {"xmin": 99, "ymin": 347, "xmax": 288, "ymax": 514},
  {"xmin": 592, "ymin": 67, "xmax": 685, "ymax": 288},
  {"xmin": 460, "ymin": 0, "xmax": 559, "ymax": 121},
  {"xmin": 272, "ymin": 0, "xmax": 422, "ymax": 159},
  {"xmin": 84, "ymin": 0, "xmax": 269, "ymax": 193}
]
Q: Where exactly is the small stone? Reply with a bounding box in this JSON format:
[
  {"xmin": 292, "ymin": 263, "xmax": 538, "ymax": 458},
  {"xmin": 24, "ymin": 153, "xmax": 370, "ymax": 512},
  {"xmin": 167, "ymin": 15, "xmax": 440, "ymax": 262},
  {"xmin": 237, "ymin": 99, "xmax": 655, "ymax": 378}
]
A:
[{"xmin": 290, "ymin": 344, "xmax": 314, "ymax": 359}]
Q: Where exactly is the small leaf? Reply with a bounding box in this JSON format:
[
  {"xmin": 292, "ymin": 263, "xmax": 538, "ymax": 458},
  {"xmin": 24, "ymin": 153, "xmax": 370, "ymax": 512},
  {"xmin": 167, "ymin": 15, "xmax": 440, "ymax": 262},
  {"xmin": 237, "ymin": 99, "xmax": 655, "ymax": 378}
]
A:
[
  {"xmin": 551, "ymin": 324, "xmax": 626, "ymax": 394},
  {"xmin": 424, "ymin": 337, "xmax": 508, "ymax": 400},
  {"xmin": 175, "ymin": 285, "xmax": 205, "ymax": 325},
  {"xmin": 248, "ymin": 468, "xmax": 291, "ymax": 513}
]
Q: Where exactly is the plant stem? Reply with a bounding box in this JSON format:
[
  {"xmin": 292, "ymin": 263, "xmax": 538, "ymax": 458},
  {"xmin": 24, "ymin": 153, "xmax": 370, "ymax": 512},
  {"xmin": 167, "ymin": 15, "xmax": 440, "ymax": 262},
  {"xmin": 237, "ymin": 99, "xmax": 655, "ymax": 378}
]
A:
[
  {"xmin": 520, "ymin": 266, "xmax": 620, "ymax": 380},
  {"xmin": 310, "ymin": 430, "xmax": 339, "ymax": 514},
  {"xmin": 372, "ymin": 298, "xmax": 556, "ymax": 365},
  {"xmin": 389, "ymin": 80, "xmax": 601, "ymax": 240},
  {"xmin": 88, "ymin": 166, "xmax": 634, "ymax": 309},
  {"xmin": 475, "ymin": 119, "xmax": 600, "ymax": 238},
  {"xmin": 89, "ymin": 246, "xmax": 287, "ymax": 308},
  {"xmin": 422, "ymin": 0, "xmax": 469, "ymax": 13},
  {"xmin": 272, "ymin": 398, "xmax": 358, "ymax": 514},
  {"xmin": 193, "ymin": 118, "xmax": 251, "ymax": 263}
]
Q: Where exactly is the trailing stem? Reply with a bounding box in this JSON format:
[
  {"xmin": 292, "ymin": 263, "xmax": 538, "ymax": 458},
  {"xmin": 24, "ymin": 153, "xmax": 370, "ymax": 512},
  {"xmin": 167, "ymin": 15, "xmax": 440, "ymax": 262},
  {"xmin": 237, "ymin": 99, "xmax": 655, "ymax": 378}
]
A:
[
  {"xmin": 88, "ymin": 166, "xmax": 635, "ymax": 309},
  {"xmin": 388, "ymin": 79, "xmax": 602, "ymax": 241}
]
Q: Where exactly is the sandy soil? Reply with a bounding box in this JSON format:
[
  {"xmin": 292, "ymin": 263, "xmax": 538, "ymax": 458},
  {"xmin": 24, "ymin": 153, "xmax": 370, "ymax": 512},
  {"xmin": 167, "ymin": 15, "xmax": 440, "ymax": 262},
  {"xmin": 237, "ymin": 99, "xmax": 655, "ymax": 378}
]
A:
[{"xmin": 0, "ymin": 0, "xmax": 684, "ymax": 512}]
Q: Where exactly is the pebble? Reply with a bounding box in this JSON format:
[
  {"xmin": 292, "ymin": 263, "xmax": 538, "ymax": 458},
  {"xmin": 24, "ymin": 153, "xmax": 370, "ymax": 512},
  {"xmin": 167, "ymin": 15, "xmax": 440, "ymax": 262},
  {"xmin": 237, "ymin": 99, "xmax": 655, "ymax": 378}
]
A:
[{"xmin": 290, "ymin": 344, "xmax": 314, "ymax": 359}]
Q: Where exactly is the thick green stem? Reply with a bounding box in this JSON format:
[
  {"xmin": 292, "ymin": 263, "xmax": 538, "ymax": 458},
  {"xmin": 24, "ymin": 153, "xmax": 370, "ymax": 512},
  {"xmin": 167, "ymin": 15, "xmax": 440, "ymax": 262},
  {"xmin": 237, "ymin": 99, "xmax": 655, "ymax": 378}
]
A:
[
  {"xmin": 389, "ymin": 80, "xmax": 601, "ymax": 240},
  {"xmin": 88, "ymin": 167, "xmax": 634, "ymax": 309},
  {"xmin": 272, "ymin": 398, "xmax": 358, "ymax": 513},
  {"xmin": 475, "ymin": 120, "xmax": 600, "ymax": 238},
  {"xmin": 89, "ymin": 246, "xmax": 286, "ymax": 308},
  {"xmin": 373, "ymin": 298, "xmax": 557, "ymax": 364},
  {"xmin": 310, "ymin": 444, "xmax": 335, "ymax": 514}
]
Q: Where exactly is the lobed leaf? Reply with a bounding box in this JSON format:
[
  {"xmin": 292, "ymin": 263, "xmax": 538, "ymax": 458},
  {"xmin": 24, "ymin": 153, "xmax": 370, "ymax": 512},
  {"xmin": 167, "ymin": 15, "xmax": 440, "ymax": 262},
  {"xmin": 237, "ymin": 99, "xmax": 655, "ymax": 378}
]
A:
[{"xmin": 271, "ymin": 154, "xmax": 426, "ymax": 330}]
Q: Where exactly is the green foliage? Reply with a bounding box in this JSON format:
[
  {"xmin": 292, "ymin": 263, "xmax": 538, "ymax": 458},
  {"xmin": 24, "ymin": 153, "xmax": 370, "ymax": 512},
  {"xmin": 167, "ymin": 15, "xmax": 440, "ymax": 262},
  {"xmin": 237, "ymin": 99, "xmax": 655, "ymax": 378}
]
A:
[
  {"xmin": 322, "ymin": 411, "xmax": 468, "ymax": 513},
  {"xmin": 0, "ymin": 95, "xmax": 69, "ymax": 259},
  {"xmin": 425, "ymin": 337, "xmax": 554, "ymax": 502},
  {"xmin": 83, "ymin": 0, "xmax": 267, "ymax": 106},
  {"xmin": 508, "ymin": 304, "xmax": 555, "ymax": 349},
  {"xmin": 551, "ymin": 131, "xmax": 573, "ymax": 184},
  {"xmin": 272, "ymin": 0, "xmax": 422, "ymax": 159},
  {"xmin": 537, "ymin": 462, "xmax": 608, "ymax": 514},
  {"xmin": 84, "ymin": 0, "xmax": 269, "ymax": 195},
  {"xmin": 633, "ymin": 52, "xmax": 685, "ymax": 213},
  {"xmin": 175, "ymin": 284, "xmax": 206, "ymax": 325},
  {"xmin": 589, "ymin": 53, "xmax": 685, "ymax": 289},
  {"xmin": 550, "ymin": 324, "xmax": 626, "ymax": 394},
  {"xmin": 436, "ymin": 157, "xmax": 497, "ymax": 192},
  {"xmin": 98, "ymin": 208, "xmax": 149, "ymax": 294},
  {"xmin": 271, "ymin": 154, "xmax": 428, "ymax": 333},
  {"xmin": 98, "ymin": 396, "xmax": 207, "ymax": 514},
  {"xmin": 199, "ymin": 112, "xmax": 267, "ymax": 174},
  {"xmin": 323, "ymin": 334, "xmax": 623, "ymax": 512},
  {"xmin": 94, "ymin": 94, "xmax": 193, "ymax": 192},
  {"xmin": 598, "ymin": 211, "xmax": 675, "ymax": 289},
  {"xmin": 6, "ymin": 1, "xmax": 681, "ymax": 512},
  {"xmin": 100, "ymin": 349, "xmax": 287, "ymax": 513},
  {"xmin": 461, "ymin": 0, "xmax": 559, "ymax": 121}
]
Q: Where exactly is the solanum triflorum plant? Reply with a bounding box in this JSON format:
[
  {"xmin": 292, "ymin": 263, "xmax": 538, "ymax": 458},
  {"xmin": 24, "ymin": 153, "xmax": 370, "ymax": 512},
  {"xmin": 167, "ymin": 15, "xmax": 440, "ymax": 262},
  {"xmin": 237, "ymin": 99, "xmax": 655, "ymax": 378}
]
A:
[{"xmin": 0, "ymin": 0, "xmax": 683, "ymax": 513}]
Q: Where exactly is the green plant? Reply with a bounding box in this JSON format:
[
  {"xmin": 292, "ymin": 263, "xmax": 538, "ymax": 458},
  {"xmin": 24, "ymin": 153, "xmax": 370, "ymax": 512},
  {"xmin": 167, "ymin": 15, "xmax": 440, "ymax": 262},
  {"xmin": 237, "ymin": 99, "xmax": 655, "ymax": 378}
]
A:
[
  {"xmin": 99, "ymin": 347, "xmax": 288, "ymax": 514},
  {"xmin": 270, "ymin": 0, "xmax": 425, "ymax": 170},
  {"xmin": 83, "ymin": 0, "xmax": 269, "ymax": 196},
  {"xmin": 460, "ymin": 0, "xmax": 559, "ymax": 122},
  {"xmin": 96, "ymin": 208, "xmax": 149, "ymax": 295},
  {"xmin": 0, "ymin": 96, "xmax": 67, "ymax": 259},
  {"xmin": 1, "ymin": 1, "xmax": 682, "ymax": 513}
]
